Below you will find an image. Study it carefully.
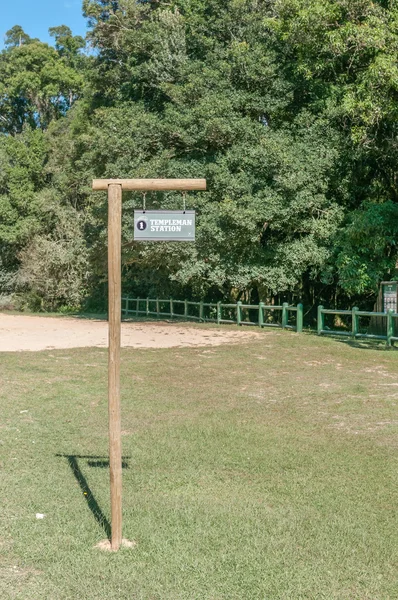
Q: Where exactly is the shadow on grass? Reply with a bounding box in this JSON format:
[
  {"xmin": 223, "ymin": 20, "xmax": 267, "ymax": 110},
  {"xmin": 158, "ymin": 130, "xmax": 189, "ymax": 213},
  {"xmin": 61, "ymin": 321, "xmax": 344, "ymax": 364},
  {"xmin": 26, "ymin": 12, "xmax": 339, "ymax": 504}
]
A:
[
  {"xmin": 327, "ymin": 336, "xmax": 396, "ymax": 352},
  {"xmin": 56, "ymin": 454, "xmax": 130, "ymax": 539},
  {"xmin": 300, "ymin": 328, "xmax": 397, "ymax": 351}
]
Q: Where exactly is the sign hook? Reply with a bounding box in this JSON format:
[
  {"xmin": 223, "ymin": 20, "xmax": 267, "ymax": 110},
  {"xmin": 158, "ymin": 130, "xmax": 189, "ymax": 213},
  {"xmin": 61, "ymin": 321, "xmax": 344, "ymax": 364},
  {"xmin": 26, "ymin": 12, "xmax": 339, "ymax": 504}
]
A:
[{"xmin": 182, "ymin": 191, "xmax": 187, "ymax": 214}]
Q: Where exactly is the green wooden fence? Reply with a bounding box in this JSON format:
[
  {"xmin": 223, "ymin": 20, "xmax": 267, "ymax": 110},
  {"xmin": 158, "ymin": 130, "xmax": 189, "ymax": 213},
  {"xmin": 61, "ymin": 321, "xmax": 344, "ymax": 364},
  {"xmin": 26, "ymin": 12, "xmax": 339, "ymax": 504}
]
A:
[
  {"xmin": 121, "ymin": 297, "xmax": 304, "ymax": 333},
  {"xmin": 120, "ymin": 297, "xmax": 398, "ymax": 344},
  {"xmin": 317, "ymin": 305, "xmax": 398, "ymax": 346}
]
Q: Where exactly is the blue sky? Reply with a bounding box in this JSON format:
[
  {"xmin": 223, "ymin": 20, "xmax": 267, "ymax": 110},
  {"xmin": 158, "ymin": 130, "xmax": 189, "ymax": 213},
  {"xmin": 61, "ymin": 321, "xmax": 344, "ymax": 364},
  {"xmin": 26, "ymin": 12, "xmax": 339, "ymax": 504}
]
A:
[{"xmin": 1, "ymin": 1, "xmax": 88, "ymax": 49}]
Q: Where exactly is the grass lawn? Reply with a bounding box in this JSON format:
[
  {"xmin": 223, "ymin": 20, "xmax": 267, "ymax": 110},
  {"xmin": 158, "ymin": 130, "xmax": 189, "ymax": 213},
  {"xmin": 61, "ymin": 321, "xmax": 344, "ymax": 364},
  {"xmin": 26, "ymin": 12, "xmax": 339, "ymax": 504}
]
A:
[{"xmin": 1, "ymin": 326, "xmax": 397, "ymax": 599}]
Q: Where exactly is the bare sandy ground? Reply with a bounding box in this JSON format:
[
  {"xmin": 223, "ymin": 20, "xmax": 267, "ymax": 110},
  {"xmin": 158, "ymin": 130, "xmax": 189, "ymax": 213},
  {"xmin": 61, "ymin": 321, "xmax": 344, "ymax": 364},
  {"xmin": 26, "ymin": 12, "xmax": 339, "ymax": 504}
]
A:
[{"xmin": 0, "ymin": 314, "xmax": 260, "ymax": 352}]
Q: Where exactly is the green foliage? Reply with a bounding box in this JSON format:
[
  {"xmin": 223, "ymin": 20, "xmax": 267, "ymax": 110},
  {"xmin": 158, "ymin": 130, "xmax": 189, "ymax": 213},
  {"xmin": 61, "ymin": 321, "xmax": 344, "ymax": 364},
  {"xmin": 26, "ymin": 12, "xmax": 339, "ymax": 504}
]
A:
[
  {"xmin": 1, "ymin": 2, "xmax": 398, "ymax": 310},
  {"xmin": 75, "ymin": 0, "xmax": 348, "ymax": 301},
  {"xmin": 17, "ymin": 206, "xmax": 90, "ymax": 311},
  {"xmin": 49, "ymin": 25, "xmax": 85, "ymax": 60},
  {"xmin": 0, "ymin": 27, "xmax": 85, "ymax": 133},
  {"xmin": 0, "ymin": 127, "xmax": 48, "ymax": 247},
  {"xmin": 336, "ymin": 201, "xmax": 398, "ymax": 296},
  {"xmin": 4, "ymin": 24, "xmax": 36, "ymax": 49}
]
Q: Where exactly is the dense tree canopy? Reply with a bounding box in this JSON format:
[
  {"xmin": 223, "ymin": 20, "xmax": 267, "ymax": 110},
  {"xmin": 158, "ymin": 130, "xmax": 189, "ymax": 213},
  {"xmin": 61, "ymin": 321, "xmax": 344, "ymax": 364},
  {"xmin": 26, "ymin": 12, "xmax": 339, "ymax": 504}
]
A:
[{"xmin": 1, "ymin": 0, "xmax": 397, "ymax": 312}]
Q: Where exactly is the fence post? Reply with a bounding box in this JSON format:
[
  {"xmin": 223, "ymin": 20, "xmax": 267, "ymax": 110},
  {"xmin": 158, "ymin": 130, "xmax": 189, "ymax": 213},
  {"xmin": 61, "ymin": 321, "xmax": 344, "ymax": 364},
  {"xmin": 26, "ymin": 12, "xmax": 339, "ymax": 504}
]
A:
[
  {"xmin": 170, "ymin": 298, "xmax": 173, "ymax": 318},
  {"xmin": 217, "ymin": 301, "xmax": 221, "ymax": 324},
  {"xmin": 237, "ymin": 301, "xmax": 242, "ymax": 326},
  {"xmin": 258, "ymin": 302, "xmax": 264, "ymax": 328},
  {"xmin": 387, "ymin": 309, "xmax": 394, "ymax": 346},
  {"xmin": 317, "ymin": 305, "xmax": 324, "ymax": 335},
  {"xmin": 282, "ymin": 302, "xmax": 289, "ymax": 329},
  {"xmin": 296, "ymin": 303, "xmax": 303, "ymax": 333},
  {"xmin": 184, "ymin": 299, "xmax": 188, "ymax": 319},
  {"xmin": 199, "ymin": 301, "xmax": 204, "ymax": 322},
  {"xmin": 352, "ymin": 306, "xmax": 359, "ymax": 338},
  {"xmin": 136, "ymin": 297, "xmax": 140, "ymax": 317},
  {"xmin": 146, "ymin": 297, "xmax": 149, "ymax": 317},
  {"xmin": 156, "ymin": 298, "xmax": 159, "ymax": 317}
]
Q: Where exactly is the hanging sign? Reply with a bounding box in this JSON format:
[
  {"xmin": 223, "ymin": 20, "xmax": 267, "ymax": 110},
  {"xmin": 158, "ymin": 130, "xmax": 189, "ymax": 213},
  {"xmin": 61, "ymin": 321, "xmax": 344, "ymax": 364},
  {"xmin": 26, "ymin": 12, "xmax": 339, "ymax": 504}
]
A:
[
  {"xmin": 383, "ymin": 282, "xmax": 398, "ymax": 313},
  {"xmin": 134, "ymin": 210, "xmax": 195, "ymax": 241}
]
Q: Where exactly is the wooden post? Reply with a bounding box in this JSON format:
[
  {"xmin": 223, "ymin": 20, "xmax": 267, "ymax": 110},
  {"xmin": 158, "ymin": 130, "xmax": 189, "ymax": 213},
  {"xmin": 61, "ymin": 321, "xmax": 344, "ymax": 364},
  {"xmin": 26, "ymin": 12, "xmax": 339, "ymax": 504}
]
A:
[
  {"xmin": 92, "ymin": 177, "xmax": 206, "ymax": 551},
  {"xmin": 282, "ymin": 302, "xmax": 289, "ymax": 329},
  {"xmin": 237, "ymin": 301, "xmax": 242, "ymax": 326},
  {"xmin": 352, "ymin": 306, "xmax": 359, "ymax": 339},
  {"xmin": 107, "ymin": 183, "xmax": 123, "ymax": 551},
  {"xmin": 199, "ymin": 301, "xmax": 204, "ymax": 322},
  {"xmin": 318, "ymin": 305, "xmax": 324, "ymax": 335},
  {"xmin": 296, "ymin": 303, "xmax": 303, "ymax": 333},
  {"xmin": 387, "ymin": 308, "xmax": 394, "ymax": 346},
  {"xmin": 258, "ymin": 302, "xmax": 264, "ymax": 328}
]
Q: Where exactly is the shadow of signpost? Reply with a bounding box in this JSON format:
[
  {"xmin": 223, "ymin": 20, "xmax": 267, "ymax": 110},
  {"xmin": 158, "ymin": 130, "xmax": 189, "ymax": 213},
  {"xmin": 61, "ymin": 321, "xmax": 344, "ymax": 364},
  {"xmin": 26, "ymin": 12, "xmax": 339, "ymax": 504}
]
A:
[{"xmin": 56, "ymin": 454, "xmax": 130, "ymax": 539}]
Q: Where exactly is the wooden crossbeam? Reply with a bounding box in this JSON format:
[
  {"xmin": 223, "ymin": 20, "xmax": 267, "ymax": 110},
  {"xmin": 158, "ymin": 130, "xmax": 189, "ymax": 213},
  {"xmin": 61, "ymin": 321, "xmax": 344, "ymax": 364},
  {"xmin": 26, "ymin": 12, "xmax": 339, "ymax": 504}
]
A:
[{"xmin": 92, "ymin": 178, "xmax": 206, "ymax": 191}]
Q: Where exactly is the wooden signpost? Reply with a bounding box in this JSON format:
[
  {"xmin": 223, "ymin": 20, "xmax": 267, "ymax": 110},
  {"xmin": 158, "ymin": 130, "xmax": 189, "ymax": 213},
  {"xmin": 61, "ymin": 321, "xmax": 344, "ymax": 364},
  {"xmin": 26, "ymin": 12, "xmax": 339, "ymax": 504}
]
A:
[{"xmin": 93, "ymin": 178, "xmax": 206, "ymax": 550}]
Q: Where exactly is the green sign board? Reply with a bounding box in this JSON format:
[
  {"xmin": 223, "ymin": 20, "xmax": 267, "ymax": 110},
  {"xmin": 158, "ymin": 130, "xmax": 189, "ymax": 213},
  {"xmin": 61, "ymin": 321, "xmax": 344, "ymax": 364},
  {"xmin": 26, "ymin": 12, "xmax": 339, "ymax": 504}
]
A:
[
  {"xmin": 134, "ymin": 210, "xmax": 195, "ymax": 241},
  {"xmin": 382, "ymin": 282, "xmax": 397, "ymax": 313}
]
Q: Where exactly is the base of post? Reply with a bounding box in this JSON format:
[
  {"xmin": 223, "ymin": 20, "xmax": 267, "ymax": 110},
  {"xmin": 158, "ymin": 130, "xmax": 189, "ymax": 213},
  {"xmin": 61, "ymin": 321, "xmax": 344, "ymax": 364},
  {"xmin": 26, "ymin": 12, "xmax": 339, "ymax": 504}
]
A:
[{"xmin": 95, "ymin": 538, "xmax": 137, "ymax": 552}]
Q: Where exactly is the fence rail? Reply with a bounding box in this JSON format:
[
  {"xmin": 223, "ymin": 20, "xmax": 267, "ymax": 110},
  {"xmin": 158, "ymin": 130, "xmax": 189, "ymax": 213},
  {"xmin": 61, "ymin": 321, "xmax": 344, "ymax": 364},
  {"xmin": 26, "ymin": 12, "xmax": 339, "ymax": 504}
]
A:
[
  {"xmin": 121, "ymin": 297, "xmax": 397, "ymax": 344},
  {"xmin": 121, "ymin": 297, "xmax": 303, "ymax": 333},
  {"xmin": 318, "ymin": 305, "xmax": 397, "ymax": 346}
]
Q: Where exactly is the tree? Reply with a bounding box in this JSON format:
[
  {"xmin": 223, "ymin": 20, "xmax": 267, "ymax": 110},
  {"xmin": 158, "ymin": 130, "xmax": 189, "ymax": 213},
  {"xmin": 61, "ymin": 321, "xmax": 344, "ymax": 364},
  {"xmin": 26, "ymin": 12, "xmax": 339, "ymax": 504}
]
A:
[
  {"xmin": 4, "ymin": 25, "xmax": 35, "ymax": 49},
  {"xmin": 266, "ymin": 0, "xmax": 398, "ymax": 301},
  {"xmin": 0, "ymin": 127, "xmax": 48, "ymax": 291},
  {"xmin": 67, "ymin": 0, "xmax": 347, "ymax": 304},
  {"xmin": 49, "ymin": 25, "xmax": 86, "ymax": 68},
  {"xmin": 3, "ymin": 1, "xmax": 398, "ymax": 311},
  {"xmin": 0, "ymin": 37, "xmax": 84, "ymax": 133},
  {"xmin": 17, "ymin": 206, "xmax": 90, "ymax": 311}
]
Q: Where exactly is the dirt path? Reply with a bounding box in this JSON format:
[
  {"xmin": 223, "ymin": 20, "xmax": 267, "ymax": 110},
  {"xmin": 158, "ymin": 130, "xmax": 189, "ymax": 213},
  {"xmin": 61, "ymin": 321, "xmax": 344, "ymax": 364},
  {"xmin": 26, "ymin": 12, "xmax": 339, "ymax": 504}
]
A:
[{"xmin": 0, "ymin": 314, "xmax": 260, "ymax": 352}]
